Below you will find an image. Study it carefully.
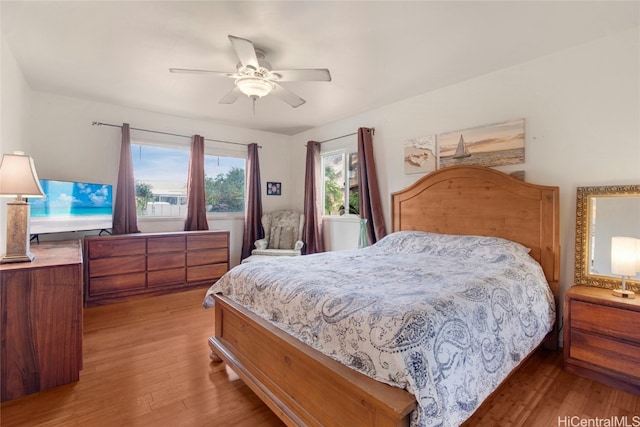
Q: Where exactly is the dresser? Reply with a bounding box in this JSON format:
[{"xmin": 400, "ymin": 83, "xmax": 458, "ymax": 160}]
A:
[
  {"xmin": 84, "ymin": 230, "xmax": 229, "ymax": 305},
  {"xmin": 0, "ymin": 240, "xmax": 83, "ymax": 402},
  {"xmin": 563, "ymin": 285, "xmax": 640, "ymax": 395}
]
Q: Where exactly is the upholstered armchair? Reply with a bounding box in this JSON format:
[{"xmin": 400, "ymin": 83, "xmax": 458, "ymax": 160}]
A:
[{"xmin": 252, "ymin": 209, "xmax": 305, "ymax": 257}]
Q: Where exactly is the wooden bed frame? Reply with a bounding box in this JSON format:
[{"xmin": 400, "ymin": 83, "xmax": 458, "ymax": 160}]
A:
[{"xmin": 208, "ymin": 165, "xmax": 560, "ymax": 427}]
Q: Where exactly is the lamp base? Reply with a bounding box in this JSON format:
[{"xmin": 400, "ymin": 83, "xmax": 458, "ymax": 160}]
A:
[
  {"xmin": 1, "ymin": 200, "xmax": 35, "ymax": 264},
  {"xmin": 0, "ymin": 252, "xmax": 35, "ymax": 264},
  {"xmin": 612, "ymin": 289, "xmax": 636, "ymax": 299}
]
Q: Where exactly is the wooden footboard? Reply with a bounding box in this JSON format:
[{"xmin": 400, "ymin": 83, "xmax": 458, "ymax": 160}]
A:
[{"xmin": 209, "ymin": 293, "xmax": 416, "ymax": 427}]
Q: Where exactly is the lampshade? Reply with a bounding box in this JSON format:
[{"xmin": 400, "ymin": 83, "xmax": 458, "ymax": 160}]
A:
[
  {"xmin": 0, "ymin": 151, "xmax": 45, "ymax": 199},
  {"xmin": 611, "ymin": 236, "xmax": 637, "ymax": 277},
  {"xmin": 235, "ymin": 77, "xmax": 274, "ymax": 98}
]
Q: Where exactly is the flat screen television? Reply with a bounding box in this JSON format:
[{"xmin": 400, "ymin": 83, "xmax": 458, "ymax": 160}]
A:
[{"xmin": 29, "ymin": 179, "xmax": 113, "ymax": 235}]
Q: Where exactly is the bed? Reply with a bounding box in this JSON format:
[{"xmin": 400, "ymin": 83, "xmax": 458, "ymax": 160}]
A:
[{"xmin": 203, "ymin": 165, "xmax": 560, "ymax": 427}]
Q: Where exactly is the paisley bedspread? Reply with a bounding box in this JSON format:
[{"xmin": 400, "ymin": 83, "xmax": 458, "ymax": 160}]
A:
[{"xmin": 203, "ymin": 231, "xmax": 555, "ymax": 427}]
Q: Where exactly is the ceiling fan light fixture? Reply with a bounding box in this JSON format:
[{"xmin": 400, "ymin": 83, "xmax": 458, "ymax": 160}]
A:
[{"xmin": 235, "ymin": 77, "xmax": 274, "ymax": 98}]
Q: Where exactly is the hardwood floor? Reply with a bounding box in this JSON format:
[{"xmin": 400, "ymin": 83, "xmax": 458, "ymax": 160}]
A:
[
  {"xmin": 1, "ymin": 288, "xmax": 638, "ymax": 426},
  {"xmin": 1, "ymin": 288, "xmax": 283, "ymax": 427}
]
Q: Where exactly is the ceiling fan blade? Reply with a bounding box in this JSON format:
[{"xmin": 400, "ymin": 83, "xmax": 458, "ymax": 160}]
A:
[
  {"xmin": 271, "ymin": 83, "xmax": 306, "ymax": 108},
  {"xmin": 228, "ymin": 35, "xmax": 259, "ymax": 70},
  {"xmin": 219, "ymin": 87, "xmax": 241, "ymax": 104},
  {"xmin": 169, "ymin": 68, "xmax": 235, "ymax": 78},
  {"xmin": 271, "ymin": 69, "xmax": 332, "ymax": 82}
]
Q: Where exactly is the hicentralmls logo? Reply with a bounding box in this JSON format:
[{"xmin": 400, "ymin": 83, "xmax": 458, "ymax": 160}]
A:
[{"xmin": 558, "ymin": 416, "xmax": 640, "ymax": 427}]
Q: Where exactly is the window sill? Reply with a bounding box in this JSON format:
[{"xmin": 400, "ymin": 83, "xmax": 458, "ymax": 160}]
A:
[
  {"xmin": 137, "ymin": 214, "xmax": 244, "ymax": 222},
  {"xmin": 322, "ymin": 215, "xmax": 361, "ymax": 223}
]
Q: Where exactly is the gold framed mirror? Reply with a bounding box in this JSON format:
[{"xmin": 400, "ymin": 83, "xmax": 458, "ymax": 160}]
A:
[{"xmin": 575, "ymin": 184, "xmax": 640, "ymax": 293}]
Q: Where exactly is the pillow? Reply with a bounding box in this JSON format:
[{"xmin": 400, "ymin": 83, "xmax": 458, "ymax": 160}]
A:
[
  {"xmin": 371, "ymin": 230, "xmax": 531, "ymax": 256},
  {"xmin": 279, "ymin": 226, "xmax": 295, "ymax": 249},
  {"xmin": 268, "ymin": 226, "xmax": 282, "ymax": 249}
]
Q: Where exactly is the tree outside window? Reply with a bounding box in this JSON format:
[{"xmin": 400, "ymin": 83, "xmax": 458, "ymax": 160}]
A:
[{"xmin": 322, "ymin": 150, "xmax": 359, "ymax": 216}]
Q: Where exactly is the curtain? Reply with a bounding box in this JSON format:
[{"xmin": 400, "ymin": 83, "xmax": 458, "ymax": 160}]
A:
[
  {"xmin": 184, "ymin": 135, "xmax": 209, "ymax": 231},
  {"xmin": 303, "ymin": 141, "xmax": 324, "ymax": 254},
  {"xmin": 357, "ymin": 127, "xmax": 386, "ymax": 244},
  {"xmin": 240, "ymin": 143, "xmax": 263, "ymax": 260},
  {"xmin": 112, "ymin": 123, "xmax": 140, "ymax": 235}
]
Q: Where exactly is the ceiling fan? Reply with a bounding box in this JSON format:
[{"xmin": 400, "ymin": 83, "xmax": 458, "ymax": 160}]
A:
[{"xmin": 170, "ymin": 35, "xmax": 331, "ymax": 109}]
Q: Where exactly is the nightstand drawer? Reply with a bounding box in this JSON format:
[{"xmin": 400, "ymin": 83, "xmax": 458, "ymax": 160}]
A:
[
  {"xmin": 570, "ymin": 330, "xmax": 640, "ymax": 378},
  {"xmin": 571, "ymin": 300, "xmax": 640, "ymax": 343}
]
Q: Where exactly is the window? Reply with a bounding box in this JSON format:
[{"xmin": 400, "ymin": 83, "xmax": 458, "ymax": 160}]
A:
[
  {"xmin": 322, "ymin": 150, "xmax": 359, "ymax": 216},
  {"xmin": 131, "ymin": 143, "xmax": 246, "ymax": 217}
]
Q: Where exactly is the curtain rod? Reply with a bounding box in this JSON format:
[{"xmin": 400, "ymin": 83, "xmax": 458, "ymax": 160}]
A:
[
  {"xmin": 91, "ymin": 121, "xmax": 260, "ymax": 148},
  {"xmin": 317, "ymin": 128, "xmax": 375, "ymax": 144}
]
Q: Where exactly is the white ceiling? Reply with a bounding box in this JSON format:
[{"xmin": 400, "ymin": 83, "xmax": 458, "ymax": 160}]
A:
[{"xmin": 2, "ymin": 1, "xmax": 638, "ymax": 136}]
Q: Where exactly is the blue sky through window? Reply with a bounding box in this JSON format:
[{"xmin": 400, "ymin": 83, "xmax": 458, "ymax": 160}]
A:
[{"xmin": 131, "ymin": 144, "xmax": 245, "ymax": 183}]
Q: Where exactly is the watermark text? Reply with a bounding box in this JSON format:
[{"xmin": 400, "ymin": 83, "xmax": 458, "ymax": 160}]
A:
[{"xmin": 558, "ymin": 416, "xmax": 640, "ymax": 427}]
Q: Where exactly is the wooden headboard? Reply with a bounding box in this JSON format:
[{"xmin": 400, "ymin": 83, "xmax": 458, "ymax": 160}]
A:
[{"xmin": 392, "ymin": 165, "xmax": 560, "ymax": 299}]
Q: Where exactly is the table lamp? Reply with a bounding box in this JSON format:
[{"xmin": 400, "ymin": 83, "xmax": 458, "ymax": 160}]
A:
[
  {"xmin": 0, "ymin": 151, "xmax": 45, "ymax": 263},
  {"xmin": 611, "ymin": 236, "xmax": 637, "ymax": 299}
]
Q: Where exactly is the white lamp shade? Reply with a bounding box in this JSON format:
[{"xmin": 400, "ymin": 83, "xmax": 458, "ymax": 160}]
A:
[
  {"xmin": 0, "ymin": 152, "xmax": 44, "ymax": 198},
  {"xmin": 611, "ymin": 236, "xmax": 637, "ymax": 277}
]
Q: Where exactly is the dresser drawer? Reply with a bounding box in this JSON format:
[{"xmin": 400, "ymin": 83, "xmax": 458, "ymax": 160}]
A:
[
  {"xmin": 89, "ymin": 272, "xmax": 146, "ymax": 295},
  {"xmin": 148, "ymin": 268, "xmax": 185, "ymax": 287},
  {"xmin": 187, "ymin": 248, "xmax": 228, "ymax": 266},
  {"xmin": 571, "ymin": 300, "xmax": 640, "ymax": 343},
  {"xmin": 88, "ymin": 239, "xmax": 146, "ymax": 258},
  {"xmin": 187, "ymin": 233, "xmax": 228, "ymax": 250},
  {"xmin": 570, "ymin": 330, "xmax": 640, "ymax": 378},
  {"xmin": 187, "ymin": 264, "xmax": 227, "ymax": 283},
  {"xmin": 89, "ymin": 255, "xmax": 146, "ymax": 278},
  {"xmin": 148, "ymin": 253, "xmax": 185, "ymax": 271},
  {"xmin": 147, "ymin": 236, "xmax": 185, "ymax": 253}
]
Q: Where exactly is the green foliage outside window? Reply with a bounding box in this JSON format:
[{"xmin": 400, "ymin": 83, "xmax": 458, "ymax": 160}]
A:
[
  {"xmin": 205, "ymin": 167, "xmax": 245, "ymax": 212},
  {"xmin": 135, "ymin": 181, "xmax": 154, "ymax": 214},
  {"xmin": 324, "ymin": 164, "xmax": 344, "ymax": 215}
]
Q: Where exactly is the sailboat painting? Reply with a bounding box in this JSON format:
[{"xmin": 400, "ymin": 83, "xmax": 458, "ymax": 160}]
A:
[
  {"xmin": 404, "ymin": 134, "xmax": 437, "ymax": 174},
  {"xmin": 438, "ymin": 119, "xmax": 525, "ymax": 168}
]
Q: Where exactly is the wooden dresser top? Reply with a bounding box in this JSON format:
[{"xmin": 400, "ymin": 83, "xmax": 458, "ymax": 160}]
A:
[{"xmin": 0, "ymin": 240, "xmax": 82, "ymax": 271}]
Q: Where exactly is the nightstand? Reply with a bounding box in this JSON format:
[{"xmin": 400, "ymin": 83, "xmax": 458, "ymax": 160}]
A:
[
  {"xmin": 0, "ymin": 240, "xmax": 83, "ymax": 401},
  {"xmin": 563, "ymin": 285, "xmax": 640, "ymax": 395}
]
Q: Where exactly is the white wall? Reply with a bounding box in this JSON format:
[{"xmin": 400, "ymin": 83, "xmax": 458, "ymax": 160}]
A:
[
  {"xmin": 291, "ymin": 27, "xmax": 640, "ymax": 321},
  {"xmin": 26, "ymin": 91, "xmax": 294, "ymax": 266},
  {"xmin": 0, "ymin": 38, "xmax": 33, "ymax": 253}
]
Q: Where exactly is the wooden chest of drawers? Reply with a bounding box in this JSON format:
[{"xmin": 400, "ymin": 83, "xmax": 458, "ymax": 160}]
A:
[
  {"xmin": 84, "ymin": 231, "xmax": 229, "ymax": 305},
  {"xmin": 1, "ymin": 240, "xmax": 83, "ymax": 401},
  {"xmin": 563, "ymin": 285, "xmax": 640, "ymax": 395}
]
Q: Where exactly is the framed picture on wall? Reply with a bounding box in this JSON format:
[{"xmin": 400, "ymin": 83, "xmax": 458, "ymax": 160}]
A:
[
  {"xmin": 403, "ymin": 135, "xmax": 437, "ymax": 174},
  {"xmin": 438, "ymin": 118, "xmax": 525, "ymax": 168},
  {"xmin": 267, "ymin": 182, "xmax": 281, "ymax": 196}
]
